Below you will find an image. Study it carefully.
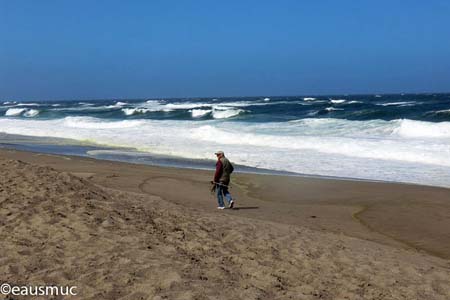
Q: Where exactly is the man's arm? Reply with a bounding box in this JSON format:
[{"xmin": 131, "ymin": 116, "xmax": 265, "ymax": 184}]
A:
[{"xmin": 213, "ymin": 160, "xmax": 223, "ymax": 182}]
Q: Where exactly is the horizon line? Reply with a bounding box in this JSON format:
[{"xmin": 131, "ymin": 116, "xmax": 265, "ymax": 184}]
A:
[{"xmin": 1, "ymin": 90, "xmax": 449, "ymax": 102}]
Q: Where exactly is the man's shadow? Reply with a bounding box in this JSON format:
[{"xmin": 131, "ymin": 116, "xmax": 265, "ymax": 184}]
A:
[{"xmin": 230, "ymin": 206, "xmax": 259, "ymax": 210}]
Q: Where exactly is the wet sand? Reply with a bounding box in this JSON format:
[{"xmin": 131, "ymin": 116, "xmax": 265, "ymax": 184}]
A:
[
  {"xmin": 1, "ymin": 148, "xmax": 449, "ymax": 299},
  {"xmin": 1, "ymin": 148, "xmax": 449, "ymax": 259}
]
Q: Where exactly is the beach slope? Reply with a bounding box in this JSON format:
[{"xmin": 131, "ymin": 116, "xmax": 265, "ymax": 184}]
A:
[{"xmin": 0, "ymin": 153, "xmax": 449, "ymax": 299}]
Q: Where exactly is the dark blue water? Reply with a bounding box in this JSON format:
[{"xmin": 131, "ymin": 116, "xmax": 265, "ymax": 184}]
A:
[{"xmin": 1, "ymin": 93, "xmax": 449, "ymax": 122}]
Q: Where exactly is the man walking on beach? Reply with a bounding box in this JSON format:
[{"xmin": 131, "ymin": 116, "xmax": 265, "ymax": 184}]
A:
[{"xmin": 212, "ymin": 151, "xmax": 234, "ymax": 209}]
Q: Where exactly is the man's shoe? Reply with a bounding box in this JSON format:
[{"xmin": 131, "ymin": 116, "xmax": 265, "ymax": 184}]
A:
[
  {"xmin": 217, "ymin": 206, "xmax": 225, "ymax": 210},
  {"xmin": 229, "ymin": 200, "xmax": 234, "ymax": 209}
]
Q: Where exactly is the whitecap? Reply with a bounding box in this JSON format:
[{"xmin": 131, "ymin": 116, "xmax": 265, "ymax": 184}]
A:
[
  {"xmin": 330, "ymin": 99, "xmax": 346, "ymax": 104},
  {"xmin": 23, "ymin": 109, "xmax": 40, "ymax": 117},
  {"xmin": 5, "ymin": 108, "xmax": 27, "ymax": 116},
  {"xmin": 122, "ymin": 107, "xmax": 173, "ymax": 115},
  {"xmin": 164, "ymin": 103, "xmax": 211, "ymax": 110},
  {"xmin": 146, "ymin": 100, "xmax": 163, "ymax": 104},
  {"xmin": 5, "ymin": 107, "xmax": 40, "ymax": 117},
  {"xmin": 212, "ymin": 108, "xmax": 244, "ymax": 119},
  {"xmin": 325, "ymin": 107, "xmax": 344, "ymax": 112},
  {"xmin": 15, "ymin": 103, "xmax": 40, "ymax": 107},
  {"xmin": 122, "ymin": 108, "xmax": 149, "ymax": 116},
  {"xmin": 190, "ymin": 109, "xmax": 212, "ymax": 118},
  {"xmin": 105, "ymin": 104, "xmax": 126, "ymax": 109},
  {"xmin": 393, "ymin": 119, "xmax": 450, "ymax": 138},
  {"xmin": 303, "ymin": 97, "xmax": 316, "ymax": 101},
  {"xmin": 378, "ymin": 101, "xmax": 416, "ymax": 106},
  {"xmin": 122, "ymin": 108, "xmax": 138, "ymax": 116}
]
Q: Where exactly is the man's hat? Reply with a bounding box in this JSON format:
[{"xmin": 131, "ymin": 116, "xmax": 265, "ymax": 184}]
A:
[{"xmin": 215, "ymin": 150, "xmax": 224, "ymax": 155}]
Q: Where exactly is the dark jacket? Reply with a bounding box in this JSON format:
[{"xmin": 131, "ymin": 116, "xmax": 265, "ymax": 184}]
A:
[{"xmin": 214, "ymin": 156, "xmax": 234, "ymax": 185}]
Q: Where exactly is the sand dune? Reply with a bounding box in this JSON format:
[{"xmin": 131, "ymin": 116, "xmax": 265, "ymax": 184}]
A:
[{"xmin": 0, "ymin": 157, "xmax": 449, "ymax": 299}]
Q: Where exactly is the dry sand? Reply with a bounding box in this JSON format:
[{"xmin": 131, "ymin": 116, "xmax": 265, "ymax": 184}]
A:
[{"xmin": 0, "ymin": 148, "xmax": 449, "ymax": 299}]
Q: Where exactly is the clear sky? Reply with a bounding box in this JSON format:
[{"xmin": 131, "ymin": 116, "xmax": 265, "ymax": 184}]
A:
[{"xmin": 1, "ymin": 1, "xmax": 449, "ymax": 100}]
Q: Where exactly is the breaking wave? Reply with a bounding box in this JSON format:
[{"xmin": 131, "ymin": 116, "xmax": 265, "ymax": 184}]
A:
[
  {"xmin": 5, "ymin": 108, "xmax": 27, "ymax": 116},
  {"xmin": 190, "ymin": 109, "xmax": 212, "ymax": 118},
  {"xmin": 23, "ymin": 109, "xmax": 40, "ymax": 117},
  {"xmin": 1, "ymin": 94, "xmax": 449, "ymax": 187},
  {"xmin": 212, "ymin": 108, "xmax": 244, "ymax": 119},
  {"xmin": 5, "ymin": 108, "xmax": 40, "ymax": 117}
]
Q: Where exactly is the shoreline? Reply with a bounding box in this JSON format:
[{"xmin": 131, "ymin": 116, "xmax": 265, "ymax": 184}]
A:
[
  {"xmin": 1, "ymin": 132, "xmax": 448, "ymax": 190},
  {"xmin": 1, "ymin": 147, "xmax": 450, "ymax": 260},
  {"xmin": 1, "ymin": 148, "xmax": 450, "ymax": 298}
]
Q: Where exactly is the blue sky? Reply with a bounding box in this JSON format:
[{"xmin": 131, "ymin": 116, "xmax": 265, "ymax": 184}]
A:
[{"xmin": 1, "ymin": 1, "xmax": 449, "ymax": 100}]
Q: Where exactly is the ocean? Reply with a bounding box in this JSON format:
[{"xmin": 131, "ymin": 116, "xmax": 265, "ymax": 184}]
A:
[{"xmin": 1, "ymin": 93, "xmax": 449, "ymax": 188}]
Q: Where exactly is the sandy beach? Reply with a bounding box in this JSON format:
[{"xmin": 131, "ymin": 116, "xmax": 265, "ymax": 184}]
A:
[
  {"xmin": 3, "ymin": 1, "xmax": 449, "ymax": 299},
  {"xmin": 1, "ymin": 148, "xmax": 449, "ymax": 299}
]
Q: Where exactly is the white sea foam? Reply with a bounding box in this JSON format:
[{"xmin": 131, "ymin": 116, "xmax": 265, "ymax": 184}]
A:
[
  {"xmin": 122, "ymin": 107, "xmax": 173, "ymax": 116},
  {"xmin": 188, "ymin": 121, "xmax": 450, "ymax": 168},
  {"xmin": 4, "ymin": 107, "xmax": 39, "ymax": 117},
  {"xmin": 23, "ymin": 109, "xmax": 39, "ymax": 117},
  {"xmin": 303, "ymin": 97, "xmax": 316, "ymax": 101},
  {"xmin": 15, "ymin": 103, "xmax": 40, "ymax": 107},
  {"xmin": 378, "ymin": 101, "xmax": 417, "ymax": 106},
  {"xmin": 325, "ymin": 107, "xmax": 344, "ymax": 111},
  {"xmin": 5, "ymin": 108, "xmax": 27, "ymax": 116},
  {"xmin": 135, "ymin": 100, "xmax": 248, "ymax": 118},
  {"xmin": 160, "ymin": 101, "xmax": 249, "ymax": 110},
  {"xmin": 164, "ymin": 103, "xmax": 210, "ymax": 110},
  {"xmin": 63, "ymin": 116, "xmax": 144, "ymax": 129},
  {"xmin": 393, "ymin": 119, "xmax": 450, "ymax": 138},
  {"xmin": 105, "ymin": 101, "xmax": 127, "ymax": 108},
  {"xmin": 330, "ymin": 99, "xmax": 346, "ymax": 104},
  {"xmin": 122, "ymin": 108, "xmax": 142, "ymax": 116},
  {"xmin": 215, "ymin": 101, "xmax": 274, "ymax": 107},
  {"xmin": 212, "ymin": 108, "xmax": 244, "ymax": 119},
  {"xmin": 190, "ymin": 109, "xmax": 212, "ymax": 118},
  {"xmin": 0, "ymin": 117, "xmax": 449, "ymax": 187},
  {"xmin": 264, "ymin": 98, "xmax": 270, "ymax": 101},
  {"xmin": 131, "ymin": 99, "xmax": 303, "ymax": 112},
  {"xmin": 51, "ymin": 106, "xmax": 109, "ymax": 112}
]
